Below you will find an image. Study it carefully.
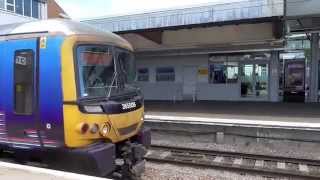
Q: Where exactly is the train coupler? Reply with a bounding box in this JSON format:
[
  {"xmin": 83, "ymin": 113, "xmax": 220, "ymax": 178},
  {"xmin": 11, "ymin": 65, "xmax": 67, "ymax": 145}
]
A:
[{"xmin": 115, "ymin": 141, "xmax": 147, "ymax": 179}]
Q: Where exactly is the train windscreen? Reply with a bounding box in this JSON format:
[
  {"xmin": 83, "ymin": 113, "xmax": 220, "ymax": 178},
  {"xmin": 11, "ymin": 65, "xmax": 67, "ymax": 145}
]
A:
[
  {"xmin": 77, "ymin": 45, "xmax": 115, "ymax": 98},
  {"xmin": 76, "ymin": 45, "xmax": 136, "ymax": 98}
]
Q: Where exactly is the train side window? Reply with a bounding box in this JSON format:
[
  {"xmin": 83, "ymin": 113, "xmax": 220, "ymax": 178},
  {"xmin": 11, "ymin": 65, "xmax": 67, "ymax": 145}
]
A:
[
  {"xmin": 14, "ymin": 50, "xmax": 34, "ymax": 115},
  {"xmin": 137, "ymin": 68, "xmax": 149, "ymax": 82},
  {"xmin": 156, "ymin": 67, "xmax": 175, "ymax": 82}
]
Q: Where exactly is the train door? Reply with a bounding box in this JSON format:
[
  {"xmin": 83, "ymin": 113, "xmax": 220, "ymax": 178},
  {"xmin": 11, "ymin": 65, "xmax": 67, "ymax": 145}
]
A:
[{"xmin": 3, "ymin": 38, "xmax": 43, "ymax": 148}]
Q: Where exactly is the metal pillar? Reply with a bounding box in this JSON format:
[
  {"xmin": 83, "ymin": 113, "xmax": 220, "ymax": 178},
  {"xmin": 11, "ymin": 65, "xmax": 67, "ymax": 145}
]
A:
[
  {"xmin": 309, "ymin": 33, "xmax": 319, "ymax": 102},
  {"xmin": 270, "ymin": 51, "xmax": 280, "ymax": 102}
]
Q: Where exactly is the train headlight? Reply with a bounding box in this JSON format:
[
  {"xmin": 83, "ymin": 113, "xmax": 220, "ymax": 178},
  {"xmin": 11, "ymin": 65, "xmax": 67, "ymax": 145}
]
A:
[
  {"xmin": 83, "ymin": 105, "xmax": 103, "ymax": 113},
  {"xmin": 101, "ymin": 123, "xmax": 110, "ymax": 137},
  {"xmin": 77, "ymin": 122, "xmax": 89, "ymax": 134},
  {"xmin": 90, "ymin": 123, "xmax": 99, "ymax": 134}
]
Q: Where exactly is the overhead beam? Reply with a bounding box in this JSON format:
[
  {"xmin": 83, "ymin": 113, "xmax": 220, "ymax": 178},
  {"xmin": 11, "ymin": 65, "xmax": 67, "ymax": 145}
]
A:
[{"xmin": 134, "ymin": 31, "xmax": 163, "ymax": 44}]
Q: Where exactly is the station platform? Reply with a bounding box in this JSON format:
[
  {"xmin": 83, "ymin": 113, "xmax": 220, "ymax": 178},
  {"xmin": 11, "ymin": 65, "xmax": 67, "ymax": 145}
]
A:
[
  {"xmin": 0, "ymin": 162, "xmax": 108, "ymax": 180},
  {"xmin": 144, "ymin": 101, "xmax": 320, "ymax": 130}
]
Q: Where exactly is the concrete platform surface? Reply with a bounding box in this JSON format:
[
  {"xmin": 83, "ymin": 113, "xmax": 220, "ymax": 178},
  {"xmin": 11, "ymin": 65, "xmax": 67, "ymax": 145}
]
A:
[
  {"xmin": 145, "ymin": 101, "xmax": 320, "ymax": 124},
  {"xmin": 0, "ymin": 162, "xmax": 109, "ymax": 180}
]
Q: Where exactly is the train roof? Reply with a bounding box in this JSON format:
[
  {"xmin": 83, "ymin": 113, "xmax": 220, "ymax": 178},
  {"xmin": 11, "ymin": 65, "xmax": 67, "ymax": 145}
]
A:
[{"xmin": 0, "ymin": 19, "xmax": 133, "ymax": 51}]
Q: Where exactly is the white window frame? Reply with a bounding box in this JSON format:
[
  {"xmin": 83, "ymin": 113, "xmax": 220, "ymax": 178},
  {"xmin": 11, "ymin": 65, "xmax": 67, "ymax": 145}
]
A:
[
  {"xmin": 2, "ymin": 0, "xmax": 43, "ymax": 19},
  {"xmin": 6, "ymin": 0, "xmax": 15, "ymax": 12},
  {"xmin": 0, "ymin": 0, "xmax": 5, "ymax": 10}
]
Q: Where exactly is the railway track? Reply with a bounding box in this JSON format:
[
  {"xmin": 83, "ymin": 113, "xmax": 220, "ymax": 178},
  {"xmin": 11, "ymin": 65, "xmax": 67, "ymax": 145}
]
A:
[{"xmin": 145, "ymin": 144, "xmax": 320, "ymax": 179}]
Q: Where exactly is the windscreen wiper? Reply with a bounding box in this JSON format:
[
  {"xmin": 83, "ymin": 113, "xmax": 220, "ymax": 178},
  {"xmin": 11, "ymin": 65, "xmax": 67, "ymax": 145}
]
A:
[{"xmin": 106, "ymin": 68, "xmax": 118, "ymax": 99}]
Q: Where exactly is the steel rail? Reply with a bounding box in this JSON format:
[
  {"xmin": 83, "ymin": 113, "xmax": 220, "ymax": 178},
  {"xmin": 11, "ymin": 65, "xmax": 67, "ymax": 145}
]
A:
[{"xmin": 146, "ymin": 144, "xmax": 320, "ymax": 179}]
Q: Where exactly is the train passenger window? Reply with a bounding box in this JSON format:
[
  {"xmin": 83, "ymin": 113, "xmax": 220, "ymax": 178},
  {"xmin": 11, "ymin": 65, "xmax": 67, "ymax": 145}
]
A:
[
  {"xmin": 137, "ymin": 68, "xmax": 149, "ymax": 82},
  {"xmin": 14, "ymin": 50, "xmax": 34, "ymax": 114},
  {"xmin": 156, "ymin": 67, "xmax": 175, "ymax": 82}
]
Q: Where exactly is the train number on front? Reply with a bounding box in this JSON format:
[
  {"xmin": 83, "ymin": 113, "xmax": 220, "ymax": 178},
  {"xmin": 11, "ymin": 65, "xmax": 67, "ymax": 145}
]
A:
[{"xmin": 121, "ymin": 102, "xmax": 136, "ymax": 110}]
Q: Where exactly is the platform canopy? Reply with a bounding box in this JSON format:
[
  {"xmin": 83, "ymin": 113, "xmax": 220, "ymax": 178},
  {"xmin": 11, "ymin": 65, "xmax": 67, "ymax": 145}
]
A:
[
  {"xmin": 83, "ymin": 0, "xmax": 284, "ymax": 33},
  {"xmin": 286, "ymin": 0, "xmax": 320, "ymax": 33}
]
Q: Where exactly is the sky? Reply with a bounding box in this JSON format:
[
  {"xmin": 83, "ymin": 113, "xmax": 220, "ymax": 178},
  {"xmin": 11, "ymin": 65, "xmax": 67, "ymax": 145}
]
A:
[{"xmin": 55, "ymin": 0, "xmax": 242, "ymax": 20}]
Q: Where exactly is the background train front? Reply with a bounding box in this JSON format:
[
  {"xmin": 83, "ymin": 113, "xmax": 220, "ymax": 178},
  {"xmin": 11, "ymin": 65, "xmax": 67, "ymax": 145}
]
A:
[{"xmin": 0, "ymin": 20, "xmax": 150, "ymax": 177}]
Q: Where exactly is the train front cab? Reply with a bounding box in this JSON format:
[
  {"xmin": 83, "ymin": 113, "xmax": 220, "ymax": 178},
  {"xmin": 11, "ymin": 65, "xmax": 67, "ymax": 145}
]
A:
[{"xmin": 60, "ymin": 35, "xmax": 151, "ymax": 177}]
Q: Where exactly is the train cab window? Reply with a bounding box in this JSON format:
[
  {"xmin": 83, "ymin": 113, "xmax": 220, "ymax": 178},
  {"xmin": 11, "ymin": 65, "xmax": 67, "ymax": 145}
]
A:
[
  {"xmin": 117, "ymin": 49, "xmax": 136, "ymax": 84},
  {"xmin": 156, "ymin": 67, "xmax": 175, "ymax": 82},
  {"xmin": 14, "ymin": 50, "xmax": 34, "ymax": 114},
  {"xmin": 137, "ymin": 68, "xmax": 149, "ymax": 82},
  {"xmin": 77, "ymin": 45, "xmax": 115, "ymax": 98}
]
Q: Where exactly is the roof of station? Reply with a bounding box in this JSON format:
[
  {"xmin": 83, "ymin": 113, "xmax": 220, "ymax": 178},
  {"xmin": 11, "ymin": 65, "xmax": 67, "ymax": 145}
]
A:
[
  {"xmin": 0, "ymin": 19, "xmax": 133, "ymax": 50},
  {"xmin": 83, "ymin": 0, "xmax": 284, "ymax": 33}
]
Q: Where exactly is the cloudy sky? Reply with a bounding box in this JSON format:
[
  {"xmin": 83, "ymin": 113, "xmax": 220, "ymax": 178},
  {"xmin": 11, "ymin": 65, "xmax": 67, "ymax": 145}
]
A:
[{"xmin": 56, "ymin": 0, "xmax": 243, "ymax": 20}]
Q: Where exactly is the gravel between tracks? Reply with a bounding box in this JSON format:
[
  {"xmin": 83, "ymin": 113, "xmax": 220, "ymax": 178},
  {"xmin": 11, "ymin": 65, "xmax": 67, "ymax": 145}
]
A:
[
  {"xmin": 151, "ymin": 131, "xmax": 320, "ymax": 160},
  {"xmin": 142, "ymin": 162, "xmax": 288, "ymax": 180}
]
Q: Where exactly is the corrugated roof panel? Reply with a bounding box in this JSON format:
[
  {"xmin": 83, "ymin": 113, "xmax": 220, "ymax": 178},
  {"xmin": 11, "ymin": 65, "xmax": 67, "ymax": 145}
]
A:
[{"xmin": 83, "ymin": 0, "xmax": 284, "ymax": 32}]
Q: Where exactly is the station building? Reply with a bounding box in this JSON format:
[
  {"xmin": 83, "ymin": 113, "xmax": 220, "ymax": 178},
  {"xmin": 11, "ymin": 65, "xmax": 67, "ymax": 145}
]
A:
[
  {"xmin": 83, "ymin": 0, "xmax": 320, "ymax": 103},
  {"xmin": 0, "ymin": 0, "xmax": 47, "ymax": 25},
  {"xmin": 0, "ymin": 0, "xmax": 68, "ymax": 26}
]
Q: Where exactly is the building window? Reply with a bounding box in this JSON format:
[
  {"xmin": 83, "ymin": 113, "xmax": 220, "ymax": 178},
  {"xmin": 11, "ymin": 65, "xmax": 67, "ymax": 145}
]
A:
[
  {"xmin": 209, "ymin": 63, "xmax": 226, "ymax": 83},
  {"xmin": 137, "ymin": 68, "xmax": 149, "ymax": 82},
  {"xmin": 0, "ymin": 0, "xmax": 4, "ymax": 9},
  {"xmin": 156, "ymin": 67, "xmax": 175, "ymax": 82},
  {"xmin": 24, "ymin": 0, "xmax": 31, "ymax": 16},
  {"xmin": 32, "ymin": 0, "xmax": 39, "ymax": 18},
  {"xmin": 16, "ymin": 0, "xmax": 23, "ymax": 15},
  {"xmin": 2, "ymin": 0, "xmax": 42, "ymax": 19},
  {"xmin": 209, "ymin": 62, "xmax": 239, "ymax": 84},
  {"xmin": 226, "ymin": 62, "xmax": 239, "ymax": 83},
  {"xmin": 14, "ymin": 50, "xmax": 34, "ymax": 114},
  {"xmin": 6, "ymin": 0, "xmax": 14, "ymax": 12}
]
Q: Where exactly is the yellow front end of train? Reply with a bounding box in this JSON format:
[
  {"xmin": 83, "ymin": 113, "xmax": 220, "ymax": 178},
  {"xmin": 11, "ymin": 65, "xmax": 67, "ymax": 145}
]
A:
[{"xmin": 60, "ymin": 34, "xmax": 150, "ymax": 178}]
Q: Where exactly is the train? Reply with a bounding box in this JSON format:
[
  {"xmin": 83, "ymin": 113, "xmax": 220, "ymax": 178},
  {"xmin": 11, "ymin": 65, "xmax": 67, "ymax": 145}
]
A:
[{"xmin": 0, "ymin": 19, "xmax": 150, "ymax": 179}]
